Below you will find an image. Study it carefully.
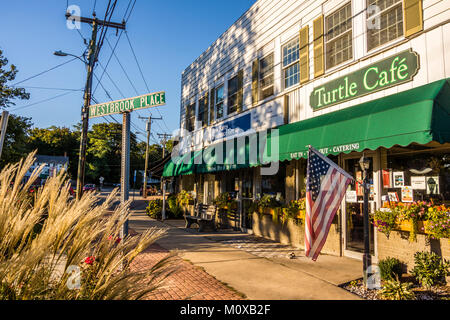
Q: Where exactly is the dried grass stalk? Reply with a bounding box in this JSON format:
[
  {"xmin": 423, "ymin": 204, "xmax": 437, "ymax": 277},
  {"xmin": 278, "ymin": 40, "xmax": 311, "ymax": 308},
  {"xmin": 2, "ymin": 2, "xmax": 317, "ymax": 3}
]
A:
[{"xmin": 0, "ymin": 151, "xmax": 175, "ymax": 300}]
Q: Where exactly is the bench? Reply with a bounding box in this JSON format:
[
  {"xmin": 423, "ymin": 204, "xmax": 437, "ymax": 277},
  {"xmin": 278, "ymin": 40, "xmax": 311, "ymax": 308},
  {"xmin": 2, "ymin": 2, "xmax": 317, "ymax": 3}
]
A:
[
  {"xmin": 184, "ymin": 203, "xmax": 217, "ymax": 232},
  {"xmin": 217, "ymin": 207, "xmax": 239, "ymax": 230}
]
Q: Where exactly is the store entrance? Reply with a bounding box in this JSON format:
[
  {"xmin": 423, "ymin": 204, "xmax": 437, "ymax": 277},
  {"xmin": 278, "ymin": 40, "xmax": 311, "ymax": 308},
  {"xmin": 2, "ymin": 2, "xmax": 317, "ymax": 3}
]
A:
[{"xmin": 343, "ymin": 156, "xmax": 376, "ymax": 257}]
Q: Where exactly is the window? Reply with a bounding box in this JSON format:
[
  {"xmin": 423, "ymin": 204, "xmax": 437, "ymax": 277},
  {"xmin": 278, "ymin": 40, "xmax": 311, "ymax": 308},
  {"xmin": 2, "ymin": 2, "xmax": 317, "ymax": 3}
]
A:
[
  {"xmin": 325, "ymin": 2, "xmax": 353, "ymax": 70},
  {"xmin": 227, "ymin": 72, "xmax": 242, "ymax": 114},
  {"xmin": 367, "ymin": 0, "xmax": 403, "ymax": 51},
  {"xmin": 215, "ymin": 85, "xmax": 224, "ymax": 120},
  {"xmin": 282, "ymin": 38, "xmax": 300, "ymax": 89},
  {"xmin": 259, "ymin": 53, "xmax": 274, "ymax": 100},
  {"xmin": 197, "ymin": 94, "xmax": 208, "ymax": 127},
  {"xmin": 185, "ymin": 102, "xmax": 195, "ymax": 132}
]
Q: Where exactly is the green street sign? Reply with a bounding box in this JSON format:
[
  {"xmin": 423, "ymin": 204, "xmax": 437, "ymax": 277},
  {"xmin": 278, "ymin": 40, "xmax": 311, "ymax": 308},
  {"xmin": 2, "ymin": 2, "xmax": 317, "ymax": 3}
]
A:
[
  {"xmin": 310, "ymin": 49, "xmax": 419, "ymax": 110},
  {"xmin": 89, "ymin": 91, "xmax": 166, "ymax": 118}
]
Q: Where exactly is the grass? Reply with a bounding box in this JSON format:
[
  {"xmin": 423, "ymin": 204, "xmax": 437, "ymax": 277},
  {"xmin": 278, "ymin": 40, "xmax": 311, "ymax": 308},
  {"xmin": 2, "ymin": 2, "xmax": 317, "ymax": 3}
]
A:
[{"xmin": 0, "ymin": 151, "xmax": 176, "ymax": 300}]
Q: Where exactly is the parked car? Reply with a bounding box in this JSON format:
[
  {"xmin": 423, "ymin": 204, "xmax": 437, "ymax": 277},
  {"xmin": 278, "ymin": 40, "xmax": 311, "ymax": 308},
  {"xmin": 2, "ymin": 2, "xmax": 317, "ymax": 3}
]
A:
[
  {"xmin": 83, "ymin": 184, "xmax": 96, "ymax": 192},
  {"xmin": 139, "ymin": 184, "xmax": 159, "ymax": 196}
]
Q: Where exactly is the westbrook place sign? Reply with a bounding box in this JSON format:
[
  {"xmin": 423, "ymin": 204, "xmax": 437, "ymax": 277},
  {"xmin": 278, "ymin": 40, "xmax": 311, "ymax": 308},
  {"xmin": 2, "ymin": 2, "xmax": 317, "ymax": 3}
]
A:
[
  {"xmin": 310, "ymin": 49, "xmax": 419, "ymax": 110},
  {"xmin": 89, "ymin": 91, "xmax": 166, "ymax": 118}
]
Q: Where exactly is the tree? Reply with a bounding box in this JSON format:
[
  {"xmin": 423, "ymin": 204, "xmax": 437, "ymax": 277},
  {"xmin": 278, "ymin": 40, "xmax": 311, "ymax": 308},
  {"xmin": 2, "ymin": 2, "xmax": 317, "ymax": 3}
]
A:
[
  {"xmin": 86, "ymin": 122, "xmax": 141, "ymax": 185},
  {"xmin": 28, "ymin": 126, "xmax": 79, "ymax": 178},
  {"xmin": 0, "ymin": 114, "xmax": 33, "ymax": 168},
  {"xmin": 0, "ymin": 49, "xmax": 30, "ymax": 108}
]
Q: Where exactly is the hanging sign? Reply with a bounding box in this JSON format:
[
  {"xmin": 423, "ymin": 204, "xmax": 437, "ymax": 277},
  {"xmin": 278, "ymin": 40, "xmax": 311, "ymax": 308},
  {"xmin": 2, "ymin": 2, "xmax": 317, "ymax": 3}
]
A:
[
  {"xmin": 310, "ymin": 49, "xmax": 419, "ymax": 110},
  {"xmin": 89, "ymin": 91, "xmax": 166, "ymax": 118}
]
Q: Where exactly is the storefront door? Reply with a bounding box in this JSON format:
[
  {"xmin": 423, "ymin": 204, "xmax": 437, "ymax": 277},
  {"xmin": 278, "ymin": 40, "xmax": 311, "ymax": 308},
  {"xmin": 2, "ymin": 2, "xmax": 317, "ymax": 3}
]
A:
[
  {"xmin": 342, "ymin": 155, "xmax": 377, "ymax": 259},
  {"xmin": 240, "ymin": 169, "xmax": 254, "ymax": 230}
]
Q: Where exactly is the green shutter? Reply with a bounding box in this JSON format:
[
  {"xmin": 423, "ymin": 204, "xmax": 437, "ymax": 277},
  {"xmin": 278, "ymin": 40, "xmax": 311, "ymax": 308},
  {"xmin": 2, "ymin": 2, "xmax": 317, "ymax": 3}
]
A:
[
  {"xmin": 313, "ymin": 16, "xmax": 324, "ymax": 78},
  {"xmin": 236, "ymin": 70, "xmax": 244, "ymax": 113},
  {"xmin": 299, "ymin": 25, "xmax": 310, "ymax": 84},
  {"xmin": 252, "ymin": 59, "xmax": 259, "ymax": 106},
  {"xmin": 404, "ymin": 0, "xmax": 423, "ymax": 37}
]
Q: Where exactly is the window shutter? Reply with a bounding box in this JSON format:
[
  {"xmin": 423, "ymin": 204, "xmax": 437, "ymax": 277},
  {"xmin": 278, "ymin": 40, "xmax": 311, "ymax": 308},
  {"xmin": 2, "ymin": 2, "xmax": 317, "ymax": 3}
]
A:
[
  {"xmin": 403, "ymin": 0, "xmax": 423, "ymax": 37},
  {"xmin": 204, "ymin": 92, "xmax": 208, "ymax": 127},
  {"xmin": 252, "ymin": 59, "xmax": 259, "ymax": 106},
  {"xmin": 313, "ymin": 15, "xmax": 324, "ymax": 78},
  {"xmin": 209, "ymin": 88, "xmax": 215, "ymax": 124},
  {"xmin": 299, "ymin": 25, "xmax": 310, "ymax": 84},
  {"xmin": 236, "ymin": 70, "xmax": 244, "ymax": 113}
]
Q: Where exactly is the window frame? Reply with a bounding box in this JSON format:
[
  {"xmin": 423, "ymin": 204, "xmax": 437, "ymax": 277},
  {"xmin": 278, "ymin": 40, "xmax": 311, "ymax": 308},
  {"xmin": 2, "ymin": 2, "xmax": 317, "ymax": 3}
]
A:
[
  {"xmin": 366, "ymin": 0, "xmax": 404, "ymax": 52},
  {"xmin": 197, "ymin": 93, "xmax": 208, "ymax": 128},
  {"xmin": 259, "ymin": 52, "xmax": 275, "ymax": 101},
  {"xmin": 281, "ymin": 37, "xmax": 300, "ymax": 90},
  {"xmin": 214, "ymin": 84, "xmax": 225, "ymax": 121},
  {"xmin": 324, "ymin": 1, "xmax": 354, "ymax": 71},
  {"xmin": 185, "ymin": 102, "xmax": 196, "ymax": 132},
  {"xmin": 227, "ymin": 73, "xmax": 241, "ymax": 115}
]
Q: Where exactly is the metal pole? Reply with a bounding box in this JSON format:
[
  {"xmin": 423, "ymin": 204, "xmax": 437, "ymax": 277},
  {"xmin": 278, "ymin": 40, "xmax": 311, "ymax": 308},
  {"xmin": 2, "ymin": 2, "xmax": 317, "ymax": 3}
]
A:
[
  {"xmin": 143, "ymin": 117, "xmax": 151, "ymax": 198},
  {"xmin": 362, "ymin": 168, "xmax": 371, "ymax": 288},
  {"xmin": 76, "ymin": 19, "xmax": 98, "ymax": 200},
  {"xmin": 120, "ymin": 112, "xmax": 130, "ymax": 239},
  {"xmin": 0, "ymin": 111, "xmax": 10, "ymax": 159},
  {"xmin": 162, "ymin": 179, "xmax": 166, "ymax": 220}
]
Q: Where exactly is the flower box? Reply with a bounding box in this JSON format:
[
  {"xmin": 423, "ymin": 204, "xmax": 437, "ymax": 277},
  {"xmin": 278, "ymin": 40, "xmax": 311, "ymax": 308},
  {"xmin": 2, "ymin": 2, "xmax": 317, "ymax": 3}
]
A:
[
  {"xmin": 395, "ymin": 220, "xmax": 427, "ymax": 234},
  {"xmin": 258, "ymin": 207, "xmax": 276, "ymax": 215}
]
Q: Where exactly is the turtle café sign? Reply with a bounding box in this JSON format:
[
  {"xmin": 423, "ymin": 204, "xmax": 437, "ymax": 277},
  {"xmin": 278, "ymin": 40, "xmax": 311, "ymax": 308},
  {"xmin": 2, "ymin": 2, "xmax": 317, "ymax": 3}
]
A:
[
  {"xmin": 89, "ymin": 91, "xmax": 166, "ymax": 118},
  {"xmin": 310, "ymin": 49, "xmax": 419, "ymax": 110}
]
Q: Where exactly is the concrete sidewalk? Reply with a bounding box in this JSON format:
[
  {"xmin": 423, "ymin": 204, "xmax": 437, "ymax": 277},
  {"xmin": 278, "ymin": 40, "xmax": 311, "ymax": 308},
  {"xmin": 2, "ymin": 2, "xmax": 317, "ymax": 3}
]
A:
[{"xmin": 128, "ymin": 203, "xmax": 362, "ymax": 300}]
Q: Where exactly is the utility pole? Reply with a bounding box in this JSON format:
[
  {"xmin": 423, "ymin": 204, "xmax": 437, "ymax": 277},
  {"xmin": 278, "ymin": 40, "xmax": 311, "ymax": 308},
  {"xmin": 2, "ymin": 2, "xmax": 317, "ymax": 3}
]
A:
[
  {"xmin": 157, "ymin": 133, "xmax": 172, "ymax": 158},
  {"xmin": 0, "ymin": 111, "xmax": 10, "ymax": 160},
  {"xmin": 138, "ymin": 115, "xmax": 162, "ymax": 198},
  {"xmin": 66, "ymin": 11, "xmax": 126, "ymax": 200}
]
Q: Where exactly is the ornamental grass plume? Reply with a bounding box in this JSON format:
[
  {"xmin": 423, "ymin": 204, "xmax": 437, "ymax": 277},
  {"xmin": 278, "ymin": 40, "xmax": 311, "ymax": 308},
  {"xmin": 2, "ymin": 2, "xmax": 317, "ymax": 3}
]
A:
[{"xmin": 0, "ymin": 151, "xmax": 175, "ymax": 300}]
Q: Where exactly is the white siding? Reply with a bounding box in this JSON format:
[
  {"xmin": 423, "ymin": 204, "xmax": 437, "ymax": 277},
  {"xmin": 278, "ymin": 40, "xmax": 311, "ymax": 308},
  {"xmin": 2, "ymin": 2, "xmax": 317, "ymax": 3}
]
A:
[{"xmin": 180, "ymin": 0, "xmax": 450, "ymax": 145}]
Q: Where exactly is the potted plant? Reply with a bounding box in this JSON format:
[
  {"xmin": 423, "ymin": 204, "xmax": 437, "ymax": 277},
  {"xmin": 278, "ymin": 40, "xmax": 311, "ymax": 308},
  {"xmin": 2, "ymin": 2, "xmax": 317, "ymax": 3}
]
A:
[{"xmin": 372, "ymin": 207, "xmax": 398, "ymax": 238}]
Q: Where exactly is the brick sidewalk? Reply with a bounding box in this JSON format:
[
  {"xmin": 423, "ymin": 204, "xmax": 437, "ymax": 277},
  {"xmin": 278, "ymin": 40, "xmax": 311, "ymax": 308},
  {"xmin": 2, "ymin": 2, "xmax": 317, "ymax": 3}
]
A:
[{"xmin": 130, "ymin": 240, "xmax": 244, "ymax": 300}]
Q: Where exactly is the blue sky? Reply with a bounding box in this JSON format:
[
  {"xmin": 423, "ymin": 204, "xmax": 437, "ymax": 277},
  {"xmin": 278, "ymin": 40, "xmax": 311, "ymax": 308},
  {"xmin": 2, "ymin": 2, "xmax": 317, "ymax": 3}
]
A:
[{"xmin": 0, "ymin": 0, "xmax": 255, "ymax": 144}]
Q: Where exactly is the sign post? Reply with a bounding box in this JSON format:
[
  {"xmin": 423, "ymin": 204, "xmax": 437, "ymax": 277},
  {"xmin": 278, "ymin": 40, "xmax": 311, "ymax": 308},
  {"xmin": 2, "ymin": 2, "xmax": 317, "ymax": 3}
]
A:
[
  {"xmin": 88, "ymin": 91, "xmax": 166, "ymax": 239},
  {"xmin": 120, "ymin": 112, "xmax": 130, "ymax": 239}
]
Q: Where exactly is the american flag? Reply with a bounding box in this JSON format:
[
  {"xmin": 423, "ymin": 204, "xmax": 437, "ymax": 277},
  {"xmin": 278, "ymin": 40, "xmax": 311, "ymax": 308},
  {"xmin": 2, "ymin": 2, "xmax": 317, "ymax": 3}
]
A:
[{"xmin": 305, "ymin": 146, "xmax": 353, "ymax": 261}]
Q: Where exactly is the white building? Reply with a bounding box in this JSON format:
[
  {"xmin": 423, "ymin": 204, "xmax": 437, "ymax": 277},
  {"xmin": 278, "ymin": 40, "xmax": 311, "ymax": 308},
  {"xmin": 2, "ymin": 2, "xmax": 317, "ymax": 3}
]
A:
[{"xmin": 164, "ymin": 0, "xmax": 450, "ymax": 265}]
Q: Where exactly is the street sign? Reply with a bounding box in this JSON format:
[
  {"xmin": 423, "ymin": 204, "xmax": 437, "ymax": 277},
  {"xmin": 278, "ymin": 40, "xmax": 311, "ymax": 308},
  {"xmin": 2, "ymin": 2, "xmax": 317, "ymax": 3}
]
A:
[{"xmin": 88, "ymin": 91, "xmax": 166, "ymax": 118}]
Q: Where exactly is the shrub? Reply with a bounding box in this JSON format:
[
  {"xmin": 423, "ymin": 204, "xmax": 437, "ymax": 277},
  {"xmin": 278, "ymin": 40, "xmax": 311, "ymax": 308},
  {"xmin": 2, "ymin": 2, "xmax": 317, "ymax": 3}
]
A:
[
  {"xmin": 411, "ymin": 251, "xmax": 450, "ymax": 288},
  {"xmin": 0, "ymin": 152, "xmax": 175, "ymax": 300},
  {"xmin": 146, "ymin": 199, "xmax": 163, "ymax": 219},
  {"xmin": 167, "ymin": 194, "xmax": 182, "ymax": 219},
  {"xmin": 378, "ymin": 278, "xmax": 415, "ymax": 300},
  {"xmin": 176, "ymin": 190, "xmax": 193, "ymax": 207},
  {"xmin": 378, "ymin": 257, "xmax": 404, "ymax": 281}
]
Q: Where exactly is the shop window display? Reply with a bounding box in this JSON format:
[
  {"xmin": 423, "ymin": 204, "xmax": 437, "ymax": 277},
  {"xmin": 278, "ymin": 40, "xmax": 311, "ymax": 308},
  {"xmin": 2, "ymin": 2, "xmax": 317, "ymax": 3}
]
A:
[
  {"xmin": 383, "ymin": 146, "xmax": 450, "ymax": 205},
  {"xmin": 261, "ymin": 162, "xmax": 287, "ymax": 201}
]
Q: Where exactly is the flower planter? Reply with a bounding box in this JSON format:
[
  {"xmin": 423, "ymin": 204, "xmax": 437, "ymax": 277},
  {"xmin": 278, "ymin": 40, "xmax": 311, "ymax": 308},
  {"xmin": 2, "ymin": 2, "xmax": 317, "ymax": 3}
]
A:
[
  {"xmin": 396, "ymin": 220, "xmax": 413, "ymax": 232},
  {"xmin": 258, "ymin": 207, "xmax": 276, "ymax": 216}
]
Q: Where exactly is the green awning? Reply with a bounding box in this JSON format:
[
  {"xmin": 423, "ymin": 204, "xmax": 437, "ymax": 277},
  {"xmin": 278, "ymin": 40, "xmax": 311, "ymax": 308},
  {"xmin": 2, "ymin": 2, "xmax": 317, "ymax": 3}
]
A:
[
  {"xmin": 264, "ymin": 78, "xmax": 450, "ymax": 162},
  {"xmin": 196, "ymin": 134, "xmax": 261, "ymax": 173},
  {"xmin": 162, "ymin": 134, "xmax": 262, "ymax": 177},
  {"xmin": 162, "ymin": 150, "xmax": 199, "ymax": 177}
]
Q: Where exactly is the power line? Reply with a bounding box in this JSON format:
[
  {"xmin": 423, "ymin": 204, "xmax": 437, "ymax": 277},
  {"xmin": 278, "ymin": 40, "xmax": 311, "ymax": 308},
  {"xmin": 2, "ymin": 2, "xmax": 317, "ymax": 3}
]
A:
[
  {"xmin": 10, "ymin": 90, "xmax": 81, "ymax": 112},
  {"xmin": 124, "ymin": 30, "xmax": 171, "ymax": 133},
  {"xmin": 11, "ymin": 57, "xmax": 78, "ymax": 86},
  {"xmin": 20, "ymin": 86, "xmax": 83, "ymax": 91}
]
